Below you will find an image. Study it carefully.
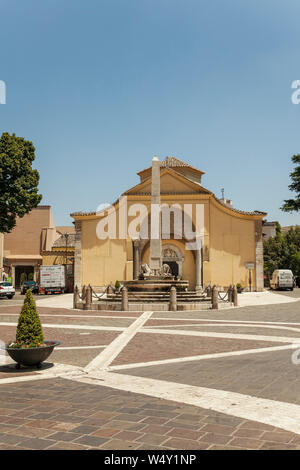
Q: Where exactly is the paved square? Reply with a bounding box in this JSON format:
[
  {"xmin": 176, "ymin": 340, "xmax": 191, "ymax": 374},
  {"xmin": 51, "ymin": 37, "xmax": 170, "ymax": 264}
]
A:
[{"xmin": 0, "ymin": 289, "xmax": 300, "ymax": 450}]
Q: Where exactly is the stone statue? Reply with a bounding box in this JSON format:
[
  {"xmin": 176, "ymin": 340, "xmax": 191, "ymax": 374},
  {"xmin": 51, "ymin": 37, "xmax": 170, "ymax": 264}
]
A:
[
  {"xmin": 140, "ymin": 264, "xmax": 152, "ymax": 277},
  {"xmin": 161, "ymin": 263, "xmax": 171, "ymax": 276}
]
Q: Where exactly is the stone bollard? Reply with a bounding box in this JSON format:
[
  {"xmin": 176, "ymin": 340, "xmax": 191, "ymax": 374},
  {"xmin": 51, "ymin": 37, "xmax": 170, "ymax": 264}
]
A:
[
  {"xmin": 206, "ymin": 285, "xmax": 212, "ymax": 298},
  {"xmin": 121, "ymin": 286, "xmax": 129, "ymax": 311},
  {"xmin": 228, "ymin": 285, "xmax": 233, "ymax": 303},
  {"xmin": 73, "ymin": 285, "xmax": 79, "ymax": 309},
  {"xmin": 169, "ymin": 286, "xmax": 177, "ymax": 311},
  {"xmin": 84, "ymin": 285, "xmax": 92, "ymax": 310},
  {"xmin": 107, "ymin": 284, "xmax": 114, "ymax": 295},
  {"xmin": 233, "ymin": 285, "xmax": 238, "ymax": 307},
  {"xmin": 211, "ymin": 285, "xmax": 219, "ymax": 310},
  {"xmin": 82, "ymin": 285, "xmax": 86, "ymax": 301}
]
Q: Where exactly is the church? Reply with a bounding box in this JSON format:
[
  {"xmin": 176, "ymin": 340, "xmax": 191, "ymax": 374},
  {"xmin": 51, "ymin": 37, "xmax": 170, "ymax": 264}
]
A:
[{"xmin": 71, "ymin": 157, "xmax": 266, "ymax": 292}]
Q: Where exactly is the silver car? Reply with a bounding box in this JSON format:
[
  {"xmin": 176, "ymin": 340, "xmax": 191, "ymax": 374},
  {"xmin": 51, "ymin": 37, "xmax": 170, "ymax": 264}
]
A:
[{"xmin": 0, "ymin": 281, "xmax": 15, "ymax": 299}]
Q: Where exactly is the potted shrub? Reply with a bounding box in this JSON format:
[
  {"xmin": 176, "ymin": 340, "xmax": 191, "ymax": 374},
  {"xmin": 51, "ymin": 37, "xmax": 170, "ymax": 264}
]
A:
[
  {"xmin": 236, "ymin": 283, "xmax": 243, "ymax": 294},
  {"xmin": 115, "ymin": 280, "xmax": 121, "ymax": 292},
  {"xmin": 5, "ymin": 290, "xmax": 59, "ymax": 369}
]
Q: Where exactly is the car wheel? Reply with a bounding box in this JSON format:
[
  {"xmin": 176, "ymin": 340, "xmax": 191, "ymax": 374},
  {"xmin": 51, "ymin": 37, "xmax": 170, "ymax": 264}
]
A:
[{"xmin": 6, "ymin": 295, "xmax": 13, "ymax": 299}]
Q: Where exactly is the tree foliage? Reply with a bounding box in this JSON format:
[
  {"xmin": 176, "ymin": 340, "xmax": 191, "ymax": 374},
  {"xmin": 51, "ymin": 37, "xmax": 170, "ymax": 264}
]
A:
[
  {"xmin": 281, "ymin": 154, "xmax": 300, "ymax": 212},
  {"xmin": 264, "ymin": 227, "xmax": 300, "ymax": 278},
  {"xmin": 0, "ymin": 132, "xmax": 42, "ymax": 233},
  {"xmin": 16, "ymin": 290, "xmax": 44, "ymax": 346}
]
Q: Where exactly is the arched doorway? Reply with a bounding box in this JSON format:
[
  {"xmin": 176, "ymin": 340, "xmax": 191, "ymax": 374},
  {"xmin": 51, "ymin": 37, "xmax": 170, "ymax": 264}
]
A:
[{"xmin": 162, "ymin": 244, "xmax": 183, "ymax": 278}]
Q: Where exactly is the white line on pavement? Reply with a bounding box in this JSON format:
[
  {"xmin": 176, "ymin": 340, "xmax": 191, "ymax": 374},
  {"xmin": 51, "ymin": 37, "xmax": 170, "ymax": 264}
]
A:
[
  {"xmin": 108, "ymin": 344, "xmax": 296, "ymax": 371},
  {"xmin": 73, "ymin": 371, "xmax": 300, "ymax": 435},
  {"xmin": 84, "ymin": 311, "xmax": 153, "ymax": 373},
  {"xmin": 151, "ymin": 317, "xmax": 300, "ymax": 326},
  {"xmin": 141, "ymin": 328, "xmax": 298, "ymax": 343},
  {"xmin": 0, "ymin": 322, "xmax": 125, "ymax": 332},
  {"xmin": 0, "ymin": 363, "xmax": 83, "ymax": 385},
  {"xmin": 145, "ymin": 323, "xmax": 300, "ymax": 334}
]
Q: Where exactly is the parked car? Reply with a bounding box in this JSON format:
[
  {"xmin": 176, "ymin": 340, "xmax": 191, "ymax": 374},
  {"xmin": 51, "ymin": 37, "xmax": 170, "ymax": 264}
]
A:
[
  {"xmin": 21, "ymin": 281, "xmax": 39, "ymax": 295},
  {"xmin": 0, "ymin": 281, "xmax": 15, "ymax": 299},
  {"xmin": 270, "ymin": 269, "xmax": 294, "ymax": 291}
]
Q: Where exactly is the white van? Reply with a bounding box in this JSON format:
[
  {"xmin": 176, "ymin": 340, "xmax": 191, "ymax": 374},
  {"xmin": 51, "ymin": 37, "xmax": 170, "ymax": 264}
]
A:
[{"xmin": 270, "ymin": 269, "xmax": 294, "ymax": 291}]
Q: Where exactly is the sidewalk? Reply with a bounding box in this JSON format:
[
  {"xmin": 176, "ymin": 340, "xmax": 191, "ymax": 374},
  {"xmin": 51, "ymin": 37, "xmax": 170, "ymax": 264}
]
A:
[{"xmin": 237, "ymin": 290, "xmax": 298, "ymax": 307}]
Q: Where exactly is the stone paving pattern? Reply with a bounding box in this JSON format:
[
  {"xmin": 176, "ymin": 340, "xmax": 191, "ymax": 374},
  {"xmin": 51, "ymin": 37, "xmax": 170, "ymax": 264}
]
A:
[
  {"xmin": 1, "ymin": 378, "xmax": 300, "ymax": 450},
  {"xmin": 0, "ymin": 288, "xmax": 299, "ymax": 450}
]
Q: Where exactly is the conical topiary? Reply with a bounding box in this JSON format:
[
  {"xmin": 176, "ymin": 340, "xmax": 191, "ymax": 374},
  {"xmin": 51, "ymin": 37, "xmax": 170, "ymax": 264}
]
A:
[{"xmin": 16, "ymin": 290, "xmax": 44, "ymax": 346}]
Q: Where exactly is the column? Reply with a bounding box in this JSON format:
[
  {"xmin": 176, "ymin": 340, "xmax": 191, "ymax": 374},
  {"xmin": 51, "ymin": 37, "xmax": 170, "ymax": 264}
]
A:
[
  {"xmin": 195, "ymin": 249, "xmax": 202, "ymax": 292},
  {"xmin": 132, "ymin": 240, "xmax": 140, "ymax": 280},
  {"xmin": 255, "ymin": 220, "xmax": 264, "ymax": 292},
  {"xmin": 149, "ymin": 156, "xmax": 162, "ymax": 274},
  {"xmin": 74, "ymin": 220, "xmax": 82, "ymax": 289}
]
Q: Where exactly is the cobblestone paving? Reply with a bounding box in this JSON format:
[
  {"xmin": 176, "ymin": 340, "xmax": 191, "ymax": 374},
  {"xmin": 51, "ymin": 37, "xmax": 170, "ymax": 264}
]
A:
[
  {"xmin": 0, "ymin": 289, "xmax": 299, "ymax": 450},
  {"xmin": 1, "ymin": 378, "xmax": 300, "ymax": 450}
]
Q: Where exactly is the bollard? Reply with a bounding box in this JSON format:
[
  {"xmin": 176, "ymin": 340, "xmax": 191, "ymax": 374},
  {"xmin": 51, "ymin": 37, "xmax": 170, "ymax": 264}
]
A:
[
  {"xmin": 107, "ymin": 284, "xmax": 114, "ymax": 295},
  {"xmin": 73, "ymin": 285, "xmax": 79, "ymax": 309},
  {"xmin": 212, "ymin": 285, "xmax": 218, "ymax": 310},
  {"xmin": 169, "ymin": 286, "xmax": 177, "ymax": 311},
  {"xmin": 85, "ymin": 285, "xmax": 92, "ymax": 310},
  {"xmin": 82, "ymin": 285, "xmax": 86, "ymax": 301},
  {"xmin": 228, "ymin": 285, "xmax": 233, "ymax": 303},
  {"xmin": 233, "ymin": 285, "xmax": 238, "ymax": 307},
  {"xmin": 206, "ymin": 285, "xmax": 212, "ymax": 298},
  {"xmin": 121, "ymin": 286, "xmax": 129, "ymax": 311}
]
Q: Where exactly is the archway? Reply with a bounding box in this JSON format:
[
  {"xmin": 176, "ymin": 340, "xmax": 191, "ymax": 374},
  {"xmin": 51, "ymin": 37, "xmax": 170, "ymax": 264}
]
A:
[{"xmin": 162, "ymin": 244, "xmax": 183, "ymax": 278}]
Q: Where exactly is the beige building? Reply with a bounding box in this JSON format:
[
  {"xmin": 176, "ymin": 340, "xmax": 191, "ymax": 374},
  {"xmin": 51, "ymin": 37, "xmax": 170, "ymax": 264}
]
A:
[
  {"xmin": 3, "ymin": 206, "xmax": 74, "ymax": 287},
  {"xmin": 71, "ymin": 157, "xmax": 266, "ymax": 292},
  {"xmin": 42, "ymin": 229, "xmax": 75, "ymax": 292},
  {"xmin": 262, "ymin": 221, "xmax": 277, "ymax": 240}
]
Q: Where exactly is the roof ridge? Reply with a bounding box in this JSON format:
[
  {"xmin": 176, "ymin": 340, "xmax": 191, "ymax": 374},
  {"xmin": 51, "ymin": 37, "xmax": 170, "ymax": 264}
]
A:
[{"xmin": 137, "ymin": 156, "xmax": 204, "ymax": 175}]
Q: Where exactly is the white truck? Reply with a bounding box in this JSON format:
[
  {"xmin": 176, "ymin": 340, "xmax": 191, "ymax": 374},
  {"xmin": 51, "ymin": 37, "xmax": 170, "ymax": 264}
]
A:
[
  {"xmin": 39, "ymin": 265, "xmax": 66, "ymax": 294},
  {"xmin": 270, "ymin": 269, "xmax": 294, "ymax": 291}
]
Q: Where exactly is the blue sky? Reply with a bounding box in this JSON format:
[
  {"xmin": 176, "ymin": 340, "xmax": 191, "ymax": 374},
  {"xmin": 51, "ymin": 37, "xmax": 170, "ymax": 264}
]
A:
[{"xmin": 0, "ymin": 0, "xmax": 299, "ymax": 226}]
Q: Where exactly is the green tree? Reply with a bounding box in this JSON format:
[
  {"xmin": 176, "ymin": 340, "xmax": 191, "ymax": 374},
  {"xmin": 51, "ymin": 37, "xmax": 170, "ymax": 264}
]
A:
[
  {"xmin": 281, "ymin": 154, "xmax": 300, "ymax": 212},
  {"xmin": 264, "ymin": 227, "xmax": 300, "ymax": 279},
  {"xmin": 0, "ymin": 132, "xmax": 42, "ymax": 233},
  {"xmin": 291, "ymin": 252, "xmax": 300, "ymax": 278},
  {"xmin": 16, "ymin": 290, "xmax": 44, "ymax": 345}
]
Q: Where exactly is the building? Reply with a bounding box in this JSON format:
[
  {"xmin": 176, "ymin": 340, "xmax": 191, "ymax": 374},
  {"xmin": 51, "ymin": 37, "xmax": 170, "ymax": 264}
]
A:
[
  {"xmin": 3, "ymin": 206, "xmax": 74, "ymax": 288},
  {"xmin": 42, "ymin": 228, "xmax": 75, "ymax": 292},
  {"xmin": 281, "ymin": 225, "xmax": 299, "ymax": 234},
  {"xmin": 71, "ymin": 157, "xmax": 266, "ymax": 291},
  {"xmin": 262, "ymin": 221, "xmax": 277, "ymax": 240}
]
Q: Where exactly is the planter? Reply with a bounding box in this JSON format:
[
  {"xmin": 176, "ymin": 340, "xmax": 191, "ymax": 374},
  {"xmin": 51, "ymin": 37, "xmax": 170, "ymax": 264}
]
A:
[{"xmin": 6, "ymin": 341, "xmax": 60, "ymax": 369}]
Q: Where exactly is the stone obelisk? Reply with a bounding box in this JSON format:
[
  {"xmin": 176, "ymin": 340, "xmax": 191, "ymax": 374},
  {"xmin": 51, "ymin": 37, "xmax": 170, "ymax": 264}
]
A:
[{"xmin": 149, "ymin": 156, "xmax": 162, "ymax": 274}]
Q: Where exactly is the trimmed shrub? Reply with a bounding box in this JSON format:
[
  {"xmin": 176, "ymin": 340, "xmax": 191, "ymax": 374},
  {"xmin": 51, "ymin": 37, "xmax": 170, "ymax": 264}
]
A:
[
  {"xmin": 16, "ymin": 290, "xmax": 44, "ymax": 346},
  {"xmin": 115, "ymin": 280, "xmax": 121, "ymax": 290},
  {"xmin": 20, "ymin": 272, "xmax": 27, "ymax": 285}
]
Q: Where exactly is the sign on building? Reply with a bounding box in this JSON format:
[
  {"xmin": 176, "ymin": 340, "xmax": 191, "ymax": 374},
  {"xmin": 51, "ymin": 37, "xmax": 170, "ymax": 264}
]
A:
[{"xmin": 245, "ymin": 262, "xmax": 255, "ymax": 270}]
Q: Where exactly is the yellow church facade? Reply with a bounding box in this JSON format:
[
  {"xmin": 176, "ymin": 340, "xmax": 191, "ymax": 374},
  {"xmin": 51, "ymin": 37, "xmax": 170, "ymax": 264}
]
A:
[{"xmin": 71, "ymin": 157, "xmax": 266, "ymax": 292}]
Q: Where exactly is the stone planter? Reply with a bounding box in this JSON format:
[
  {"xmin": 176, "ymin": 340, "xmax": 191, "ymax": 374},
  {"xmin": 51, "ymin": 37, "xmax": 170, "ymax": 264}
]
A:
[{"xmin": 6, "ymin": 341, "xmax": 60, "ymax": 369}]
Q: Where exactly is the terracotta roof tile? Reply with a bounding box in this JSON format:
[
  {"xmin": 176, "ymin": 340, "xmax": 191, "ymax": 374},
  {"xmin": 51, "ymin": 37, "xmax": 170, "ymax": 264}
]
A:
[{"xmin": 137, "ymin": 156, "xmax": 204, "ymax": 176}]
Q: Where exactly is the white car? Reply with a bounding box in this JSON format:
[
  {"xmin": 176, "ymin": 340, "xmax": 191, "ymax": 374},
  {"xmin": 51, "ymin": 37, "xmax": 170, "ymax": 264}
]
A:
[{"xmin": 0, "ymin": 282, "xmax": 15, "ymax": 299}]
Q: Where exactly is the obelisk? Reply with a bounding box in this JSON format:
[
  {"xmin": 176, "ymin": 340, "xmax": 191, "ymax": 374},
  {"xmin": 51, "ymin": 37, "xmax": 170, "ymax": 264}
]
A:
[{"xmin": 149, "ymin": 156, "xmax": 162, "ymax": 274}]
